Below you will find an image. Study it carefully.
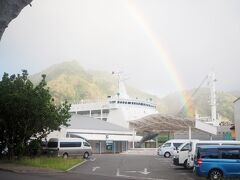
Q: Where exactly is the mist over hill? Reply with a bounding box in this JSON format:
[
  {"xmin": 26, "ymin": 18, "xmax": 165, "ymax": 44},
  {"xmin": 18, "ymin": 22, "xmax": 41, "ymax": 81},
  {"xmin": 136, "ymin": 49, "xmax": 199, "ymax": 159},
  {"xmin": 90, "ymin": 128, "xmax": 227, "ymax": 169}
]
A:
[
  {"xmin": 30, "ymin": 61, "xmax": 239, "ymax": 122},
  {"xmin": 157, "ymin": 89, "xmax": 238, "ymax": 121}
]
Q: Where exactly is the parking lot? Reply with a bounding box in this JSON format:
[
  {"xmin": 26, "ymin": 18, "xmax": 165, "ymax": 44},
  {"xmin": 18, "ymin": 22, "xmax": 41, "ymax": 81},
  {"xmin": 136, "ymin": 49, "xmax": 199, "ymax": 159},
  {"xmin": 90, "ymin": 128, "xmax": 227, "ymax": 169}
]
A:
[{"xmin": 71, "ymin": 154, "xmax": 203, "ymax": 180}]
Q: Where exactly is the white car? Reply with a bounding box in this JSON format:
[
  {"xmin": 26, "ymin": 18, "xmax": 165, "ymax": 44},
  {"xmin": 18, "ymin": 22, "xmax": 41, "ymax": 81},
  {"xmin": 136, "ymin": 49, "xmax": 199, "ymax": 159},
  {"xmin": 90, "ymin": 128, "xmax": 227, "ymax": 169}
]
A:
[
  {"xmin": 47, "ymin": 138, "xmax": 92, "ymax": 159},
  {"xmin": 158, "ymin": 139, "xmax": 189, "ymax": 158},
  {"xmin": 172, "ymin": 140, "xmax": 196, "ymax": 168}
]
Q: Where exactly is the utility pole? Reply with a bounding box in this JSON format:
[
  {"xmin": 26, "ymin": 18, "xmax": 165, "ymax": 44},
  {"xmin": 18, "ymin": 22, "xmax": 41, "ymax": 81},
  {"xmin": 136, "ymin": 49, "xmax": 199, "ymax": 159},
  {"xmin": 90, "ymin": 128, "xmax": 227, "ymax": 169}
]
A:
[{"xmin": 209, "ymin": 72, "xmax": 218, "ymax": 126}]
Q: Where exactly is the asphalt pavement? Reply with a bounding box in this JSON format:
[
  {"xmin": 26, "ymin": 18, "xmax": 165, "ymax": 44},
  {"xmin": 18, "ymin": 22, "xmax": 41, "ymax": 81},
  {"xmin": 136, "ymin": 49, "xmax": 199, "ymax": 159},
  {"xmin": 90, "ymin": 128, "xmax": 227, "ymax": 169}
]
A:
[
  {"xmin": 71, "ymin": 154, "xmax": 203, "ymax": 180},
  {"xmin": 0, "ymin": 154, "xmax": 203, "ymax": 180}
]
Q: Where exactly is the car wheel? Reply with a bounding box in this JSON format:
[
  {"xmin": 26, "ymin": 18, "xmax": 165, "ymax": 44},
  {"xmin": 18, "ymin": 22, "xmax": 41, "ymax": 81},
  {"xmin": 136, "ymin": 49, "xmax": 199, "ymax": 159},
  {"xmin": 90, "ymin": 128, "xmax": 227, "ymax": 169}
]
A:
[
  {"xmin": 183, "ymin": 159, "xmax": 191, "ymax": 169},
  {"xmin": 83, "ymin": 152, "xmax": 89, "ymax": 159},
  {"xmin": 63, "ymin": 153, "xmax": 68, "ymax": 159},
  {"xmin": 183, "ymin": 160, "xmax": 188, "ymax": 169},
  {"xmin": 209, "ymin": 169, "xmax": 223, "ymax": 180},
  {"xmin": 164, "ymin": 152, "xmax": 171, "ymax": 158}
]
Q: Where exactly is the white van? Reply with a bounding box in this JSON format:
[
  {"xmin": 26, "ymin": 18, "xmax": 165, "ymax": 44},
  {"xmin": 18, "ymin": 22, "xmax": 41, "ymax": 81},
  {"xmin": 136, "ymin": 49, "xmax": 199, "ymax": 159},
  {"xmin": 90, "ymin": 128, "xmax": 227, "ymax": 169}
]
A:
[
  {"xmin": 158, "ymin": 139, "xmax": 189, "ymax": 158},
  {"xmin": 187, "ymin": 140, "xmax": 240, "ymax": 168},
  {"xmin": 47, "ymin": 138, "xmax": 92, "ymax": 159},
  {"xmin": 173, "ymin": 140, "xmax": 198, "ymax": 169}
]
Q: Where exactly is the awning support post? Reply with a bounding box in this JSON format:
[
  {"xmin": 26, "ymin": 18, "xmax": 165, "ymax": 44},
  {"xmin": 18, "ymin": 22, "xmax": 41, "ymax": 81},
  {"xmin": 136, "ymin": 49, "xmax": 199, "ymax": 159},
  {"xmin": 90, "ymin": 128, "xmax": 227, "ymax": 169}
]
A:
[
  {"xmin": 188, "ymin": 126, "xmax": 192, "ymax": 140},
  {"xmin": 132, "ymin": 128, "xmax": 135, "ymax": 149}
]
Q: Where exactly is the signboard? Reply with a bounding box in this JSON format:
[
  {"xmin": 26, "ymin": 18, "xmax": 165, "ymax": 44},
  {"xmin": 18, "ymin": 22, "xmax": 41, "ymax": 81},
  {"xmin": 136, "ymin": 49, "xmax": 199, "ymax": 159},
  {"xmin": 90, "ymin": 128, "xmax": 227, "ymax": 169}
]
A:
[
  {"xmin": 106, "ymin": 140, "xmax": 113, "ymax": 151},
  {"xmin": 106, "ymin": 144, "xmax": 113, "ymax": 150}
]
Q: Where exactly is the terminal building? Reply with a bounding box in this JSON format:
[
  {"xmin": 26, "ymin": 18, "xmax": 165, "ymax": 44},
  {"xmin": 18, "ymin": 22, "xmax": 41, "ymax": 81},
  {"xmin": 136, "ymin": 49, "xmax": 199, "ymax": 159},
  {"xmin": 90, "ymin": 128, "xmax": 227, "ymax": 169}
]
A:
[{"xmin": 47, "ymin": 114, "xmax": 142, "ymax": 154}]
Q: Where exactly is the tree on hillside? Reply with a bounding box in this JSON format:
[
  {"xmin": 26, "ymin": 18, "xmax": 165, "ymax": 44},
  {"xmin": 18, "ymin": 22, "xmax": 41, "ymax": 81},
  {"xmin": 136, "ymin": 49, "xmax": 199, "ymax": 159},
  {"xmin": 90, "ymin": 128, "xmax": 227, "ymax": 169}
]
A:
[
  {"xmin": 0, "ymin": 0, "xmax": 33, "ymax": 40},
  {"xmin": 0, "ymin": 70, "xmax": 71, "ymax": 159}
]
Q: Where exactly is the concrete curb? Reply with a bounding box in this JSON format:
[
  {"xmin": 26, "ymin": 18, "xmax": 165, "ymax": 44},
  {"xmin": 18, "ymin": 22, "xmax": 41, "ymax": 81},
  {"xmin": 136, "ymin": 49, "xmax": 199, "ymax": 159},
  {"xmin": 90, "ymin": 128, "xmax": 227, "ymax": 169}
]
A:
[
  {"xmin": 0, "ymin": 167, "xmax": 60, "ymax": 174},
  {"xmin": 0, "ymin": 167, "xmax": 17, "ymax": 173},
  {"xmin": 0, "ymin": 158, "xmax": 87, "ymax": 174},
  {"xmin": 65, "ymin": 160, "xmax": 86, "ymax": 172}
]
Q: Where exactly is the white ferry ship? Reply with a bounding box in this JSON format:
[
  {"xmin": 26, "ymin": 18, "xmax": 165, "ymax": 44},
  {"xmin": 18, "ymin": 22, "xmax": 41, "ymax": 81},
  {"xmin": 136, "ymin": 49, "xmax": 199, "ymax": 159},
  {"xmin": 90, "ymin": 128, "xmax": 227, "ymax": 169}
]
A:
[{"xmin": 69, "ymin": 75, "xmax": 158, "ymax": 129}]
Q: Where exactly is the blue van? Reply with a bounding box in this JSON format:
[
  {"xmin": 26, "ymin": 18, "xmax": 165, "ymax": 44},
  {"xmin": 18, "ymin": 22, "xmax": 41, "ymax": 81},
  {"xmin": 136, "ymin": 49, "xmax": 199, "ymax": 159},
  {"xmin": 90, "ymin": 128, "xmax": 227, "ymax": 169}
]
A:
[{"xmin": 194, "ymin": 145, "xmax": 240, "ymax": 180}]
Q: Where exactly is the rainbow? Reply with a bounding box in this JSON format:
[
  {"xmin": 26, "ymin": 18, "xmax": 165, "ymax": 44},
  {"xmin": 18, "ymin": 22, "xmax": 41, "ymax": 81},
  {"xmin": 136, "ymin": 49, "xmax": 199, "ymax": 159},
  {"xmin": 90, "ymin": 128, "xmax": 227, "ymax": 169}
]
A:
[{"xmin": 126, "ymin": 1, "xmax": 194, "ymax": 117}]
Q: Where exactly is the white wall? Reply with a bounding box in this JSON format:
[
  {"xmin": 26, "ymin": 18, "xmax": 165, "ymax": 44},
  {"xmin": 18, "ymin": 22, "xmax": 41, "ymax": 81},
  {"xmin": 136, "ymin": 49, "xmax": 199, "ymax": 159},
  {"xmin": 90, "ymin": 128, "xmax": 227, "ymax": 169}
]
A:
[
  {"xmin": 234, "ymin": 99, "xmax": 240, "ymax": 141},
  {"xmin": 46, "ymin": 127, "xmax": 66, "ymax": 140},
  {"xmin": 107, "ymin": 108, "xmax": 129, "ymax": 128}
]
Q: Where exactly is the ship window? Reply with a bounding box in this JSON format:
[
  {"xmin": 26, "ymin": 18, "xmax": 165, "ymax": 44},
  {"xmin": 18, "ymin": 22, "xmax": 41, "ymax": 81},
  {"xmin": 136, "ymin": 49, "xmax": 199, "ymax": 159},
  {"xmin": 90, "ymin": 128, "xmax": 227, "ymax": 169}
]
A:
[
  {"xmin": 128, "ymin": 102, "xmax": 131, "ymax": 104},
  {"xmin": 117, "ymin": 101, "xmax": 119, "ymax": 103}
]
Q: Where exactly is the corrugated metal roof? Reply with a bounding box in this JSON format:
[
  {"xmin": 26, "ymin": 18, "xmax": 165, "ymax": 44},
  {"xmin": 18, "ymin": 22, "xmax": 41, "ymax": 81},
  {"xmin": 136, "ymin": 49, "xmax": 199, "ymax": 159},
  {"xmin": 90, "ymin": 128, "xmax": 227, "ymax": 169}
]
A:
[
  {"xmin": 129, "ymin": 114, "xmax": 195, "ymax": 132},
  {"xmin": 68, "ymin": 114, "xmax": 130, "ymax": 132}
]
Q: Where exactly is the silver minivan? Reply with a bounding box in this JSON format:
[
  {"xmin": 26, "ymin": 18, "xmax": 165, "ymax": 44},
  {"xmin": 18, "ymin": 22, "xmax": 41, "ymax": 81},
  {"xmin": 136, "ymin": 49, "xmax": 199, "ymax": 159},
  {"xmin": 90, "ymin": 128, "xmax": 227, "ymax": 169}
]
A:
[
  {"xmin": 47, "ymin": 138, "xmax": 92, "ymax": 159},
  {"xmin": 158, "ymin": 139, "xmax": 189, "ymax": 158}
]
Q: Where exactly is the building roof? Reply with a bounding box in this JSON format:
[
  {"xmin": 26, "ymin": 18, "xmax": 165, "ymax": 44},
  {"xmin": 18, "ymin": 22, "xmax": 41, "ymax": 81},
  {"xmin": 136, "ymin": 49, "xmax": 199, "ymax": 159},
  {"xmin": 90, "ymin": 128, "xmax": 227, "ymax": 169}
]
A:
[
  {"xmin": 129, "ymin": 113, "xmax": 195, "ymax": 132},
  {"xmin": 68, "ymin": 114, "xmax": 130, "ymax": 132}
]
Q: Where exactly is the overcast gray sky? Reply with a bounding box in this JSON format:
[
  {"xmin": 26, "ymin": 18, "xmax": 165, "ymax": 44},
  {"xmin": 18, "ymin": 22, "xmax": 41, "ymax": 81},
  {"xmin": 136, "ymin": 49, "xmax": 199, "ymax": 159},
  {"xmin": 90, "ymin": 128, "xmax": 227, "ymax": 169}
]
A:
[{"xmin": 0, "ymin": 0, "xmax": 240, "ymax": 97}]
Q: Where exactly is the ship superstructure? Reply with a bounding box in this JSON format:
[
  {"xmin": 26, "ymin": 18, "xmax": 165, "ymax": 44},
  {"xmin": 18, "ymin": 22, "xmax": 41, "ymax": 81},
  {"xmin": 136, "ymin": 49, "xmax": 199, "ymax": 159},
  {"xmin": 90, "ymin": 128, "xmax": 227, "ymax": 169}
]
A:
[{"xmin": 70, "ymin": 72, "xmax": 158, "ymax": 129}]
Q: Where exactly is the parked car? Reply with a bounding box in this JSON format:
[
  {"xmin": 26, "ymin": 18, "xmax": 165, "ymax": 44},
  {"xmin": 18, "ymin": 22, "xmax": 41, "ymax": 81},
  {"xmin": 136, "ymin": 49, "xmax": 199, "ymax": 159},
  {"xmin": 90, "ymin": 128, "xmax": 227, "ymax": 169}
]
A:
[
  {"xmin": 188, "ymin": 140, "xmax": 240, "ymax": 168},
  {"xmin": 194, "ymin": 145, "xmax": 240, "ymax": 180},
  {"xmin": 158, "ymin": 139, "xmax": 189, "ymax": 158},
  {"xmin": 47, "ymin": 138, "xmax": 92, "ymax": 159},
  {"xmin": 173, "ymin": 141, "xmax": 193, "ymax": 168}
]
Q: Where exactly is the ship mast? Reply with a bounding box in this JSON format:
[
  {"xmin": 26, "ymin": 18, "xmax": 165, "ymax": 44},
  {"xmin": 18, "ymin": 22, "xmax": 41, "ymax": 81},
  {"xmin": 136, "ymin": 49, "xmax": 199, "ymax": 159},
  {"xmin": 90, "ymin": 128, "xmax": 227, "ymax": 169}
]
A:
[{"xmin": 112, "ymin": 71, "xmax": 129, "ymax": 99}]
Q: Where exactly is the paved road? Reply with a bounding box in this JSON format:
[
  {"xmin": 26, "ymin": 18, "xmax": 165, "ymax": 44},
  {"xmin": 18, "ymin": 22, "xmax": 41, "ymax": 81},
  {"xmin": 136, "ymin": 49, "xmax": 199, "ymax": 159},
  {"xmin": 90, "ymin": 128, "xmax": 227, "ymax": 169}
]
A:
[
  {"xmin": 0, "ymin": 154, "xmax": 203, "ymax": 180},
  {"xmin": 71, "ymin": 154, "xmax": 203, "ymax": 180},
  {"xmin": 0, "ymin": 171, "xmax": 125, "ymax": 180}
]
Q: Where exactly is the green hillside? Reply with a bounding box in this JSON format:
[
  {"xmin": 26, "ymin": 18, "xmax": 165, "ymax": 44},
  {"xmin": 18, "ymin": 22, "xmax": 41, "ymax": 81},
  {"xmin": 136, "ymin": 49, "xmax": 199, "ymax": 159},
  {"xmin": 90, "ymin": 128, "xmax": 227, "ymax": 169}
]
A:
[
  {"xmin": 30, "ymin": 61, "xmax": 156, "ymax": 104},
  {"xmin": 30, "ymin": 61, "xmax": 112, "ymax": 103},
  {"xmin": 30, "ymin": 61, "xmax": 239, "ymax": 122}
]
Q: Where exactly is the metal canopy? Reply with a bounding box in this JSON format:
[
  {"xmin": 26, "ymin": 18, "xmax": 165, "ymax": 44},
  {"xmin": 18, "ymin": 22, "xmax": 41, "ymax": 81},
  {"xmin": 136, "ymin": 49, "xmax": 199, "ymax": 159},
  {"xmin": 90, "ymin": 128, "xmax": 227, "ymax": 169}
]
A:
[{"xmin": 129, "ymin": 113, "xmax": 195, "ymax": 133}]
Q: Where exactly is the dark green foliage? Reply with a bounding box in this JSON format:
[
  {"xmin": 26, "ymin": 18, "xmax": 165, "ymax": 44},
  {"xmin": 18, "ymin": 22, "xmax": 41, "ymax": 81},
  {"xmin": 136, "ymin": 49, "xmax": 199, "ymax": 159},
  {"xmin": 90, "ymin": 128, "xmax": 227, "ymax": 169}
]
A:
[
  {"xmin": 27, "ymin": 139, "xmax": 42, "ymax": 156},
  {"xmin": 0, "ymin": 70, "xmax": 71, "ymax": 159}
]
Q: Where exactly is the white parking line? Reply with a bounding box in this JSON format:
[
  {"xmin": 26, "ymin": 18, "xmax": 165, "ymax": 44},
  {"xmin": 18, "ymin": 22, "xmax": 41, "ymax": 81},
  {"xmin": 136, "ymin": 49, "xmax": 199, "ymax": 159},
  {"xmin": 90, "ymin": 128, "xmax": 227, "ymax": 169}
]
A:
[
  {"xmin": 116, "ymin": 168, "xmax": 167, "ymax": 180},
  {"xmin": 124, "ymin": 168, "xmax": 151, "ymax": 175},
  {"xmin": 92, "ymin": 166, "xmax": 100, "ymax": 172},
  {"xmin": 66, "ymin": 160, "xmax": 86, "ymax": 171}
]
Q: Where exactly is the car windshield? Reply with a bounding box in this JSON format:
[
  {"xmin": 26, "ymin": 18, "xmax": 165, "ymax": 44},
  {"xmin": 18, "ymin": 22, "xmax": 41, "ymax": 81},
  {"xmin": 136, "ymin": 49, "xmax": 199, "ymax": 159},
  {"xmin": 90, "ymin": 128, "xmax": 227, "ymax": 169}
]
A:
[{"xmin": 178, "ymin": 142, "xmax": 188, "ymax": 150}]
